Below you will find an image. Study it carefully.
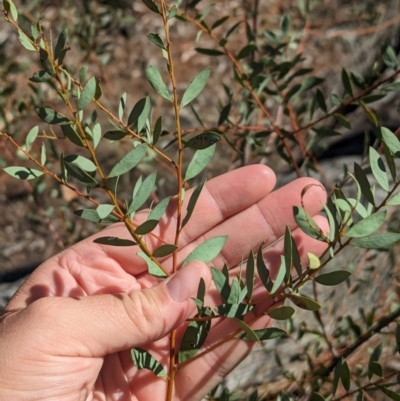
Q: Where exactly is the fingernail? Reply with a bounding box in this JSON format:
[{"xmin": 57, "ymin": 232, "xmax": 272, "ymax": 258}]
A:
[{"xmin": 166, "ymin": 262, "xmax": 203, "ymax": 302}]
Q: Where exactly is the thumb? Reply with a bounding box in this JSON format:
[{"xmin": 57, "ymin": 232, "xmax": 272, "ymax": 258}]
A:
[{"xmin": 8, "ymin": 261, "xmax": 211, "ymax": 357}]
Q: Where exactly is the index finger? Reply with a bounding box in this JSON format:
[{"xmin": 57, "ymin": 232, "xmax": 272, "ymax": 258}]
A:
[{"xmin": 89, "ymin": 165, "xmax": 276, "ymax": 264}]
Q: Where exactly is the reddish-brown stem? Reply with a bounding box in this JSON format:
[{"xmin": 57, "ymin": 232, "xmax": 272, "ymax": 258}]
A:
[
  {"xmin": 159, "ymin": 2, "xmax": 184, "ymax": 399},
  {"xmin": 182, "ymin": 12, "xmax": 301, "ymax": 175}
]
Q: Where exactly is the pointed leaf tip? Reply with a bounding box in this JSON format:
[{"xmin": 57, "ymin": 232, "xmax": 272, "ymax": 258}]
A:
[
  {"xmin": 181, "ymin": 68, "xmax": 211, "ymax": 108},
  {"xmin": 145, "ymin": 66, "xmax": 171, "ymax": 101}
]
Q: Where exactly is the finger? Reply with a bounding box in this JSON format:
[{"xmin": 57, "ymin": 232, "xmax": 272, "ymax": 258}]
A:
[
  {"xmin": 3, "ymin": 261, "xmax": 211, "ymax": 357},
  {"xmin": 204, "ymin": 215, "xmax": 329, "ymax": 317},
  {"xmin": 31, "ymin": 165, "xmax": 275, "ymax": 280},
  {"xmin": 89, "ymin": 176, "xmax": 325, "ymax": 277},
  {"xmin": 163, "ymin": 178, "xmax": 327, "ymax": 270},
  {"xmin": 4, "ymin": 247, "xmax": 144, "ymax": 309},
  {"xmin": 174, "ymin": 217, "xmax": 330, "ymax": 401},
  {"xmin": 89, "ymin": 164, "xmax": 276, "ymax": 260},
  {"xmin": 8, "ymin": 165, "xmax": 276, "ymax": 305},
  {"xmin": 177, "ymin": 165, "xmax": 276, "ymax": 242}
]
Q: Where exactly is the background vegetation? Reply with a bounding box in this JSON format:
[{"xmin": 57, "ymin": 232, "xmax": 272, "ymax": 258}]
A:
[{"xmin": 2, "ymin": 1, "xmax": 400, "ymax": 400}]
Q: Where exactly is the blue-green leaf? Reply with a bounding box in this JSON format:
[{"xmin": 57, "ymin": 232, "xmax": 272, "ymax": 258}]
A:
[
  {"xmin": 381, "ymin": 127, "xmax": 400, "ymax": 154},
  {"xmin": 383, "ymin": 46, "xmax": 398, "ymax": 69},
  {"xmin": 387, "ymin": 192, "xmax": 400, "ymax": 206},
  {"xmin": 18, "ymin": 30, "xmax": 36, "ymax": 51},
  {"xmin": 360, "ymin": 100, "xmax": 378, "ymax": 126},
  {"xmin": 353, "ymin": 163, "xmax": 375, "ymax": 205},
  {"xmin": 212, "ymin": 16, "xmax": 229, "ymax": 30},
  {"xmin": 4, "ymin": 0, "xmax": 18, "ymax": 21},
  {"xmin": 167, "ymin": 5, "xmax": 177, "ymax": 19},
  {"xmin": 335, "ymin": 113, "xmax": 351, "ymax": 129},
  {"xmin": 92, "ymin": 123, "xmax": 101, "ymax": 149},
  {"xmin": 369, "ymin": 147, "xmax": 389, "ymax": 192},
  {"xmin": 104, "ymin": 130, "xmax": 127, "ymax": 141},
  {"xmin": 215, "ymin": 303, "xmax": 252, "ymax": 318},
  {"xmin": 182, "ymin": 181, "xmax": 205, "ymax": 228},
  {"xmin": 183, "ymin": 236, "xmax": 227, "ymax": 267},
  {"xmin": 3, "ymin": 166, "xmax": 44, "ymax": 180},
  {"xmin": 195, "ymin": 48, "xmax": 225, "ymax": 56},
  {"xmin": 79, "ymin": 66, "xmax": 88, "ymax": 82},
  {"xmin": 341, "ymin": 68, "xmax": 353, "ymax": 97},
  {"xmin": 40, "ymin": 143, "xmax": 46, "ymax": 165},
  {"xmin": 135, "ymin": 220, "xmax": 159, "ymax": 235},
  {"xmin": 137, "ymin": 251, "xmax": 167, "ymax": 278},
  {"xmin": 178, "ymin": 320, "xmax": 211, "ymax": 363},
  {"xmin": 108, "ymin": 143, "xmax": 148, "ymax": 178},
  {"xmin": 128, "ymin": 97, "xmax": 149, "ymax": 128},
  {"xmin": 148, "ymin": 197, "xmax": 170, "ymax": 221},
  {"xmin": 345, "ymin": 211, "xmax": 386, "ymax": 238},
  {"xmin": 145, "ymin": 66, "xmax": 171, "ymax": 101},
  {"xmin": 381, "ymin": 387, "xmax": 400, "ymax": 401},
  {"xmin": 64, "ymin": 159, "xmax": 98, "ymax": 187},
  {"xmin": 332, "ymin": 358, "xmax": 343, "ymax": 395},
  {"xmin": 141, "ymin": 0, "xmax": 159, "ymax": 14},
  {"xmin": 246, "ymin": 250, "xmax": 255, "ymax": 301},
  {"xmin": 289, "ymin": 294, "xmax": 321, "ymax": 311},
  {"xmin": 54, "ymin": 29, "xmax": 67, "ymax": 63},
  {"xmin": 185, "ymin": 144, "xmax": 216, "ymax": 181},
  {"xmin": 152, "ymin": 244, "xmax": 177, "ymax": 258},
  {"xmin": 153, "ymin": 116, "xmax": 162, "ymax": 145},
  {"xmin": 341, "ymin": 360, "xmax": 351, "ymax": 391},
  {"xmin": 257, "ymin": 245, "xmax": 271, "ymax": 291},
  {"xmin": 314, "ymin": 270, "xmax": 351, "ymax": 286},
  {"xmin": 280, "ymin": 14, "xmax": 290, "ymax": 34},
  {"xmin": 73, "ymin": 209, "xmax": 119, "ymax": 223},
  {"xmin": 315, "ymin": 88, "xmax": 327, "ymax": 113},
  {"xmin": 351, "ymin": 233, "xmax": 400, "ymax": 249},
  {"xmin": 61, "ymin": 124, "xmax": 85, "ymax": 147},
  {"xmin": 64, "ymin": 154, "xmax": 96, "ymax": 172},
  {"xmin": 25, "ymin": 126, "xmax": 39, "ymax": 150},
  {"xmin": 128, "ymin": 171, "xmax": 157, "ymax": 214},
  {"xmin": 211, "ymin": 266, "xmax": 231, "ymax": 303},
  {"xmin": 78, "ymin": 76, "xmax": 96, "ymax": 111},
  {"xmin": 227, "ymin": 279, "xmax": 241, "ymax": 304},
  {"xmin": 180, "ymin": 68, "xmax": 211, "ymax": 108},
  {"xmin": 36, "ymin": 107, "xmax": 70, "ymax": 125},
  {"xmin": 147, "ymin": 33, "xmax": 166, "ymax": 50},
  {"xmin": 293, "ymin": 206, "xmax": 326, "ymax": 241},
  {"xmin": 137, "ymin": 98, "xmax": 151, "ymax": 134},
  {"xmin": 300, "ymin": 76, "xmax": 324, "ymax": 92},
  {"xmin": 96, "ymin": 204, "xmax": 115, "ymax": 219},
  {"xmin": 270, "ymin": 256, "xmax": 286, "ymax": 294},
  {"xmin": 368, "ymin": 342, "xmax": 383, "ymax": 379},
  {"xmin": 118, "ymin": 92, "xmax": 127, "ymax": 120},
  {"xmin": 131, "ymin": 347, "xmax": 166, "ymax": 377},
  {"xmin": 29, "ymin": 70, "xmax": 53, "ymax": 82},
  {"xmin": 234, "ymin": 319, "xmax": 258, "ymax": 341},
  {"xmin": 268, "ymin": 306, "xmax": 295, "ymax": 320}
]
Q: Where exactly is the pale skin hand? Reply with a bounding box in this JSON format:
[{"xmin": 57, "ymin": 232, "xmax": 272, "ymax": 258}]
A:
[{"xmin": 0, "ymin": 165, "xmax": 328, "ymax": 401}]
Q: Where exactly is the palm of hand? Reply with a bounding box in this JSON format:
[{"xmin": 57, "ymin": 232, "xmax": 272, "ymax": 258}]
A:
[{"xmin": 1, "ymin": 166, "xmax": 327, "ymax": 401}]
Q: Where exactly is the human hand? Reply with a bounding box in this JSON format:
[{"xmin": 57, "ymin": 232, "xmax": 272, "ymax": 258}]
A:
[{"xmin": 0, "ymin": 165, "xmax": 327, "ymax": 401}]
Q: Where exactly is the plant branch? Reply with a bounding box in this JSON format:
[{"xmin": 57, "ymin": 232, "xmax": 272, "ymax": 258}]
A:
[
  {"xmin": 181, "ymin": 11, "xmax": 301, "ymax": 175},
  {"xmin": 321, "ymin": 305, "xmax": 400, "ymax": 377}
]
